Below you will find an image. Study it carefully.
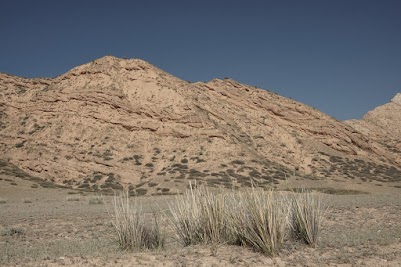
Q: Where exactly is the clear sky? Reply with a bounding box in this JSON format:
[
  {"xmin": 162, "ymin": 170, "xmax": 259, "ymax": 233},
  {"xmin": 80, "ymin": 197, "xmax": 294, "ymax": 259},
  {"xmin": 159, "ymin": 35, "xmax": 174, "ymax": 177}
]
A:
[{"xmin": 1, "ymin": 0, "xmax": 400, "ymax": 120}]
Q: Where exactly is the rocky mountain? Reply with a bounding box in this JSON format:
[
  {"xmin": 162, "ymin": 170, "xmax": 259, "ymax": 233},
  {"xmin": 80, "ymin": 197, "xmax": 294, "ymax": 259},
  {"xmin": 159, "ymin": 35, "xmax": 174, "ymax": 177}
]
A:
[
  {"xmin": 1, "ymin": 56, "xmax": 400, "ymax": 195},
  {"xmin": 345, "ymin": 93, "xmax": 401, "ymax": 165}
]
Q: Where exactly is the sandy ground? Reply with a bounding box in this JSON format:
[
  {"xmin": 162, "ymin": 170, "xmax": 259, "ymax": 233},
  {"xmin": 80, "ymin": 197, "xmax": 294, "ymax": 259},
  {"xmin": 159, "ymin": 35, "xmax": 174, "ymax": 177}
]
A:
[{"xmin": 1, "ymin": 175, "xmax": 401, "ymax": 267}]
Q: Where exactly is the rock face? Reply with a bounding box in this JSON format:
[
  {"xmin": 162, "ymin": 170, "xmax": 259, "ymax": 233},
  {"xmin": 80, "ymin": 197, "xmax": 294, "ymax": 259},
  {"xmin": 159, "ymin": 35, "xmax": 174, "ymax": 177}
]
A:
[
  {"xmin": 1, "ymin": 56, "xmax": 400, "ymax": 195},
  {"xmin": 345, "ymin": 93, "xmax": 401, "ymax": 165}
]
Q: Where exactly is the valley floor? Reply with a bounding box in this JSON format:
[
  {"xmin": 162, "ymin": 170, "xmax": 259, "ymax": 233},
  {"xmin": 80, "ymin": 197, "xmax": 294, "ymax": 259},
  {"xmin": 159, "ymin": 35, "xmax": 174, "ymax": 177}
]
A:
[{"xmin": 1, "ymin": 175, "xmax": 401, "ymax": 266}]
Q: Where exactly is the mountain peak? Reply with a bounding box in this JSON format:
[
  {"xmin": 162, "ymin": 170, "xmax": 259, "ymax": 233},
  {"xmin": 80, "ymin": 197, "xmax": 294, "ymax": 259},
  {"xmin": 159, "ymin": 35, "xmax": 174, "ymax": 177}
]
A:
[
  {"xmin": 64, "ymin": 56, "xmax": 157, "ymax": 76},
  {"xmin": 93, "ymin": 55, "xmax": 151, "ymax": 66}
]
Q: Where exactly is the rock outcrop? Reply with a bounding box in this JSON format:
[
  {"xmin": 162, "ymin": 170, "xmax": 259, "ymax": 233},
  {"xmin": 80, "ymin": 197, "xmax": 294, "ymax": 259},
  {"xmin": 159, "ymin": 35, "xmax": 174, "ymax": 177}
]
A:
[
  {"xmin": 1, "ymin": 56, "xmax": 400, "ymax": 195},
  {"xmin": 345, "ymin": 93, "xmax": 401, "ymax": 165}
]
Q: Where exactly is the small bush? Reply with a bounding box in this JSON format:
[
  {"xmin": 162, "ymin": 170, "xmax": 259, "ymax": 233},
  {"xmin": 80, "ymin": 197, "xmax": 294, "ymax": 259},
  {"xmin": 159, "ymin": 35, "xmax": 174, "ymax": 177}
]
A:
[
  {"xmin": 290, "ymin": 190, "xmax": 325, "ymax": 247},
  {"xmin": 148, "ymin": 182, "xmax": 158, "ymax": 187},
  {"xmin": 110, "ymin": 192, "xmax": 164, "ymax": 250},
  {"xmin": 0, "ymin": 198, "xmax": 7, "ymax": 204},
  {"xmin": 88, "ymin": 195, "xmax": 104, "ymax": 205},
  {"xmin": 145, "ymin": 163, "xmax": 154, "ymax": 168},
  {"xmin": 67, "ymin": 196, "xmax": 80, "ymax": 202},
  {"xmin": 1, "ymin": 227, "xmax": 25, "ymax": 236}
]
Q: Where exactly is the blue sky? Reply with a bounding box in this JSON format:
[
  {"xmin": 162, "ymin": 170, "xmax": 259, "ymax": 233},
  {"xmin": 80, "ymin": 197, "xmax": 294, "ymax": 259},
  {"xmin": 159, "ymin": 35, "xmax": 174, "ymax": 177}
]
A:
[{"xmin": 1, "ymin": 0, "xmax": 400, "ymax": 120}]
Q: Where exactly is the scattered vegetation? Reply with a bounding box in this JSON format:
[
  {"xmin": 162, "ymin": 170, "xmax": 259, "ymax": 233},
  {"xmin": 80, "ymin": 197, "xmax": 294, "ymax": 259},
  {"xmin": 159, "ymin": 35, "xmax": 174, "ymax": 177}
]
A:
[
  {"xmin": 100, "ymin": 173, "xmax": 123, "ymax": 190},
  {"xmin": 285, "ymin": 187, "xmax": 368, "ymax": 195},
  {"xmin": 322, "ymin": 156, "xmax": 401, "ymax": 182},
  {"xmin": 0, "ymin": 198, "xmax": 7, "ymax": 204}
]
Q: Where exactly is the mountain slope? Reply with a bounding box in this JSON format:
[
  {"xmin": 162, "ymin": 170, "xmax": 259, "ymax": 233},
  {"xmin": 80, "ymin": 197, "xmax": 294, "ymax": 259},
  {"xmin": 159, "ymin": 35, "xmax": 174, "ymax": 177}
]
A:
[
  {"xmin": 345, "ymin": 93, "xmax": 401, "ymax": 165},
  {"xmin": 1, "ymin": 56, "xmax": 400, "ymax": 194}
]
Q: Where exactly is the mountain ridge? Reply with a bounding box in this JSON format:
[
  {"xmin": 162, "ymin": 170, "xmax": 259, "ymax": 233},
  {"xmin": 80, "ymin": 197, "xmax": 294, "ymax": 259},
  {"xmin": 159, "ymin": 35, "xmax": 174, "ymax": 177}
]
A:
[{"xmin": 1, "ymin": 56, "xmax": 400, "ymax": 195}]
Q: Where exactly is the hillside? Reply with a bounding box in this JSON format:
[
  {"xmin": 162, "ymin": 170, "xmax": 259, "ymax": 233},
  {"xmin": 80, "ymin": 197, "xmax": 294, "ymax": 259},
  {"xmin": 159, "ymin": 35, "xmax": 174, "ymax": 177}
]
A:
[
  {"xmin": 345, "ymin": 93, "xmax": 401, "ymax": 165},
  {"xmin": 1, "ymin": 56, "xmax": 400, "ymax": 195}
]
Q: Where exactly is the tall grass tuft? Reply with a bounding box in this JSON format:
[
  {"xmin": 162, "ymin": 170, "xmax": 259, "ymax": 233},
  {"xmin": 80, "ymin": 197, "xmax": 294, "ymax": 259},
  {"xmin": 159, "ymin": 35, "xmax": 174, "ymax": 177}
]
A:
[
  {"xmin": 168, "ymin": 185, "xmax": 326, "ymax": 256},
  {"xmin": 168, "ymin": 184, "xmax": 232, "ymax": 246},
  {"xmin": 110, "ymin": 192, "xmax": 164, "ymax": 250},
  {"xmin": 290, "ymin": 190, "xmax": 324, "ymax": 247},
  {"xmin": 227, "ymin": 189, "xmax": 290, "ymax": 256}
]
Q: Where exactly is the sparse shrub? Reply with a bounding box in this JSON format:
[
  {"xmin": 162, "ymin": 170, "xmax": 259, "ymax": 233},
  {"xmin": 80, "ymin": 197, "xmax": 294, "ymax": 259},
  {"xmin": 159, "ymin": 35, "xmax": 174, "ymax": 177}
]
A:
[
  {"xmin": 15, "ymin": 141, "xmax": 25, "ymax": 148},
  {"xmin": 290, "ymin": 190, "xmax": 325, "ymax": 247},
  {"xmin": 0, "ymin": 198, "xmax": 7, "ymax": 204},
  {"xmin": 22, "ymin": 199, "xmax": 32, "ymax": 203},
  {"xmin": 91, "ymin": 174, "xmax": 103, "ymax": 182},
  {"xmin": 135, "ymin": 188, "xmax": 148, "ymax": 196},
  {"xmin": 1, "ymin": 227, "xmax": 25, "ymax": 236},
  {"xmin": 110, "ymin": 192, "xmax": 165, "ymax": 250},
  {"xmin": 88, "ymin": 195, "xmax": 104, "ymax": 205},
  {"xmin": 67, "ymin": 196, "xmax": 80, "ymax": 202}
]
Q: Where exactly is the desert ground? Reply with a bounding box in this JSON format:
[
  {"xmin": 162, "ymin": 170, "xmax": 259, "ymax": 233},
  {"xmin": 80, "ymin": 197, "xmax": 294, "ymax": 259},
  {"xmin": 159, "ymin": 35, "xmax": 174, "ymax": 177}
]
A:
[{"xmin": 1, "ymin": 170, "xmax": 401, "ymax": 267}]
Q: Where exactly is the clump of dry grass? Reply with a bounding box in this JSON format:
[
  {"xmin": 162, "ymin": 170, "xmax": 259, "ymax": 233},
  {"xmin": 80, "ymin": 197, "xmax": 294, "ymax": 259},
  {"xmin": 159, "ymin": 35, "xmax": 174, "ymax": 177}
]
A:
[
  {"xmin": 168, "ymin": 184, "xmax": 233, "ymax": 246},
  {"xmin": 168, "ymin": 185, "xmax": 325, "ymax": 256},
  {"xmin": 227, "ymin": 189, "xmax": 290, "ymax": 256},
  {"xmin": 110, "ymin": 192, "xmax": 164, "ymax": 250},
  {"xmin": 290, "ymin": 190, "xmax": 325, "ymax": 247}
]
